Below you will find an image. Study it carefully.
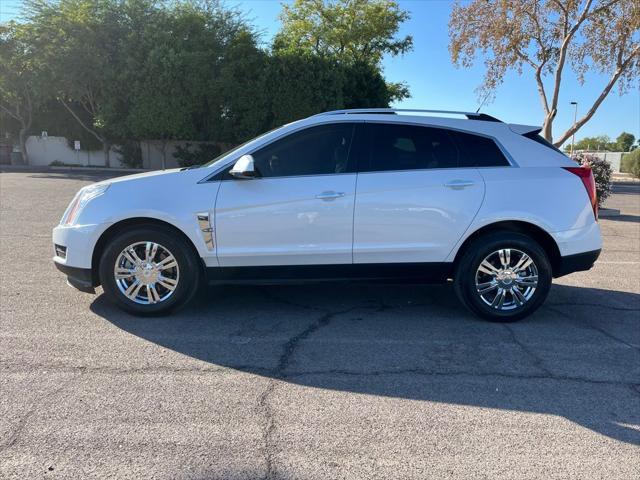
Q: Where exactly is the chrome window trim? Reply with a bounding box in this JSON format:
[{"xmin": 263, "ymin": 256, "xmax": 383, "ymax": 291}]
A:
[
  {"xmin": 361, "ymin": 119, "xmax": 518, "ymax": 168},
  {"xmin": 198, "ymin": 120, "xmax": 364, "ymax": 183},
  {"xmin": 197, "ymin": 118, "xmax": 517, "ymax": 184}
]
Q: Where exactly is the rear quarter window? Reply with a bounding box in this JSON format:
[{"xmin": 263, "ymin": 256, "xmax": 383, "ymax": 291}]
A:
[
  {"xmin": 523, "ymin": 131, "xmax": 565, "ymax": 154},
  {"xmin": 451, "ymin": 131, "xmax": 510, "ymax": 167}
]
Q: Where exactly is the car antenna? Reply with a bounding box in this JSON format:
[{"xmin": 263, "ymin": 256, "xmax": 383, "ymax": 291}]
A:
[{"xmin": 476, "ymin": 91, "xmax": 491, "ymax": 113}]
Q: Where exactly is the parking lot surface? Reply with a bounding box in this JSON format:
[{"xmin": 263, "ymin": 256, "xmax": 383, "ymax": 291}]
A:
[{"xmin": 1, "ymin": 170, "xmax": 639, "ymax": 479}]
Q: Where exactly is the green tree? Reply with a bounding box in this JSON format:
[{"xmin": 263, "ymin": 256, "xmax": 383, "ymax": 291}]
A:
[
  {"xmin": 0, "ymin": 22, "xmax": 46, "ymax": 164},
  {"xmin": 215, "ymin": 30, "xmax": 270, "ymax": 144},
  {"xmin": 25, "ymin": 0, "xmax": 136, "ymax": 166},
  {"xmin": 566, "ymin": 135, "xmax": 612, "ymax": 152},
  {"xmin": 614, "ymin": 132, "xmax": 635, "ymax": 152},
  {"xmin": 4, "ymin": 0, "xmax": 408, "ymax": 168},
  {"xmin": 274, "ymin": 0, "xmax": 412, "ymax": 101},
  {"xmin": 341, "ymin": 61, "xmax": 393, "ymax": 109},
  {"xmin": 449, "ymin": 0, "xmax": 639, "ymax": 147},
  {"xmin": 126, "ymin": 0, "xmax": 258, "ymax": 161},
  {"xmin": 264, "ymin": 53, "xmax": 346, "ymax": 126}
]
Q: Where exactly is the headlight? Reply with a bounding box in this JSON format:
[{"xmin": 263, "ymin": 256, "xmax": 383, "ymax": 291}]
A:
[{"xmin": 60, "ymin": 183, "xmax": 110, "ymax": 226}]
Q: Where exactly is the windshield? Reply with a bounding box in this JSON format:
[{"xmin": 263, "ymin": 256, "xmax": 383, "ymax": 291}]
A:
[{"xmin": 199, "ymin": 127, "xmax": 283, "ymax": 169}]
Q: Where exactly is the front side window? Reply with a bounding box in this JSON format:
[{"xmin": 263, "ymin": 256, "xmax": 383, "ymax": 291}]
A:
[
  {"xmin": 251, "ymin": 123, "xmax": 356, "ymax": 178},
  {"xmin": 363, "ymin": 123, "xmax": 459, "ymax": 172}
]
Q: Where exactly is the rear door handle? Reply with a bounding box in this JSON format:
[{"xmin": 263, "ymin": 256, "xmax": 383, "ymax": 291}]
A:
[
  {"xmin": 444, "ymin": 180, "xmax": 475, "ymax": 189},
  {"xmin": 316, "ymin": 191, "xmax": 345, "ymax": 201}
]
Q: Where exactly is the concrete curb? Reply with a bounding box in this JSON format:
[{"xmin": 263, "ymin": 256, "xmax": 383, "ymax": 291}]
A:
[
  {"xmin": 612, "ymin": 175, "xmax": 640, "ymax": 183},
  {"xmin": 0, "ymin": 165, "xmax": 149, "ymax": 174}
]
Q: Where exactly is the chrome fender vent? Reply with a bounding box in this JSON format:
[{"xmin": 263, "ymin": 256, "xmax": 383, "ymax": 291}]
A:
[{"xmin": 196, "ymin": 212, "xmax": 214, "ymax": 251}]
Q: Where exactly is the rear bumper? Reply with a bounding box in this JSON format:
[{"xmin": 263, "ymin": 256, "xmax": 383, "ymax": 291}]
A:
[
  {"xmin": 554, "ymin": 249, "xmax": 601, "ymax": 278},
  {"xmin": 54, "ymin": 261, "xmax": 96, "ymax": 293}
]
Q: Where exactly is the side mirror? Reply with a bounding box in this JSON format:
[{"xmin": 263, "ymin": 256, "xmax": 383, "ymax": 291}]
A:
[{"xmin": 229, "ymin": 154, "xmax": 258, "ymax": 179}]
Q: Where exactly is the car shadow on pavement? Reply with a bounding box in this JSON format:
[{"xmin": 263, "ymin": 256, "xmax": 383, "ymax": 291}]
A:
[
  {"xmin": 90, "ymin": 282, "xmax": 640, "ymax": 445},
  {"xmin": 604, "ymin": 214, "xmax": 640, "ymax": 223}
]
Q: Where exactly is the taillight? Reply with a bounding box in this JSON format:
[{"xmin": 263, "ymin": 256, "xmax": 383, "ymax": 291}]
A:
[{"xmin": 563, "ymin": 166, "xmax": 598, "ymax": 220}]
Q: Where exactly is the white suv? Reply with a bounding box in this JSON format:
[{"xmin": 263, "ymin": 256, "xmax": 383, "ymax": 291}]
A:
[{"xmin": 52, "ymin": 109, "xmax": 602, "ymax": 321}]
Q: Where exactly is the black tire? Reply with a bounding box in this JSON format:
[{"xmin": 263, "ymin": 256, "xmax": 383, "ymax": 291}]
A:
[
  {"xmin": 99, "ymin": 225, "xmax": 202, "ymax": 316},
  {"xmin": 454, "ymin": 231, "xmax": 552, "ymax": 322}
]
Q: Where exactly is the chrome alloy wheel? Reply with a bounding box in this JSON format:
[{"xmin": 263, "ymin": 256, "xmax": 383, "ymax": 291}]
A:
[
  {"xmin": 114, "ymin": 241, "xmax": 180, "ymax": 305},
  {"xmin": 475, "ymin": 248, "xmax": 538, "ymax": 311}
]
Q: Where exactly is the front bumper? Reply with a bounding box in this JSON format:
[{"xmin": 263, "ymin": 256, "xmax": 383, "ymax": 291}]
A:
[
  {"xmin": 52, "ymin": 222, "xmax": 111, "ymax": 293},
  {"xmin": 52, "ymin": 222, "xmax": 110, "ymax": 269},
  {"xmin": 53, "ymin": 262, "xmax": 96, "ymax": 293},
  {"xmin": 554, "ymin": 249, "xmax": 601, "ymax": 278}
]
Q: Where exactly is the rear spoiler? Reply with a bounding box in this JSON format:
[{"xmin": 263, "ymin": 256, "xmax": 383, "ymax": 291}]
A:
[
  {"xmin": 509, "ymin": 124, "xmax": 566, "ymax": 155},
  {"xmin": 508, "ymin": 124, "xmax": 542, "ymax": 135}
]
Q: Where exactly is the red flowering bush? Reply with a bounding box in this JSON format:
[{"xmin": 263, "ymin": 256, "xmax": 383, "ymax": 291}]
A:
[{"xmin": 571, "ymin": 153, "xmax": 612, "ymax": 207}]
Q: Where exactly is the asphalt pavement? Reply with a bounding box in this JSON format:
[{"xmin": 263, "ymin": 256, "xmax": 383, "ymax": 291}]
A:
[{"xmin": 1, "ymin": 170, "xmax": 639, "ymax": 479}]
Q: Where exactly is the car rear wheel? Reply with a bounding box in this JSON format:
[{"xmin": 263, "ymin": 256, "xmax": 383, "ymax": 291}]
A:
[
  {"xmin": 454, "ymin": 232, "xmax": 552, "ymax": 322},
  {"xmin": 99, "ymin": 226, "xmax": 201, "ymax": 315}
]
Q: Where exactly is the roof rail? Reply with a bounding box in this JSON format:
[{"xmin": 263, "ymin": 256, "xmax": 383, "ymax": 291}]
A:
[{"xmin": 315, "ymin": 108, "xmax": 502, "ymax": 122}]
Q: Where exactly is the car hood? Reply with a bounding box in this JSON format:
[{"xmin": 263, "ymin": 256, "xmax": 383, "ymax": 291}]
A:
[{"xmin": 98, "ymin": 168, "xmax": 185, "ymax": 186}]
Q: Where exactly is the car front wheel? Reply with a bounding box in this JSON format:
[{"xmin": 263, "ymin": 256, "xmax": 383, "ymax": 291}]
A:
[
  {"xmin": 454, "ymin": 232, "xmax": 552, "ymax": 322},
  {"xmin": 99, "ymin": 225, "xmax": 201, "ymax": 315}
]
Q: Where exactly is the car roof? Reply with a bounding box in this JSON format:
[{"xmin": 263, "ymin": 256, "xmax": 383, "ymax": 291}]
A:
[{"xmin": 300, "ymin": 111, "xmax": 510, "ymax": 138}]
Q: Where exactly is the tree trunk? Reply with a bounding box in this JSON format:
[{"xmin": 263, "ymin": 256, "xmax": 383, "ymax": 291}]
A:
[
  {"xmin": 103, "ymin": 141, "xmax": 111, "ymax": 168},
  {"xmin": 18, "ymin": 126, "xmax": 29, "ymax": 165},
  {"xmin": 160, "ymin": 140, "xmax": 167, "ymax": 170},
  {"xmin": 541, "ymin": 109, "xmax": 556, "ymax": 142}
]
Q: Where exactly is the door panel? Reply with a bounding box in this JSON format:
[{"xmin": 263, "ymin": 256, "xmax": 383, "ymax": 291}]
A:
[
  {"xmin": 353, "ymin": 169, "xmax": 485, "ymax": 263},
  {"xmin": 215, "ymin": 175, "xmax": 357, "ymax": 266}
]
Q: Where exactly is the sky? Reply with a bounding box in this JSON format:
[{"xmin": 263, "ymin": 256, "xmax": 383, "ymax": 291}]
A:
[{"xmin": 2, "ymin": 0, "xmax": 638, "ymax": 144}]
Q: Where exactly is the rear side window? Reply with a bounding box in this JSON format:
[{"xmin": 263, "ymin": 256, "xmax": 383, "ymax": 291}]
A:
[
  {"xmin": 450, "ymin": 130, "xmax": 510, "ymax": 167},
  {"xmin": 251, "ymin": 123, "xmax": 356, "ymax": 178},
  {"xmin": 523, "ymin": 131, "xmax": 564, "ymax": 154},
  {"xmin": 363, "ymin": 123, "xmax": 459, "ymax": 172}
]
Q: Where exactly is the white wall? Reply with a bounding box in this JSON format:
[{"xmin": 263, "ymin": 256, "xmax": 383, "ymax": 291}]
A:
[
  {"xmin": 25, "ymin": 136, "xmax": 220, "ymax": 170},
  {"xmin": 140, "ymin": 140, "xmax": 214, "ymax": 170},
  {"xmin": 25, "ymin": 136, "xmax": 126, "ymax": 168},
  {"xmin": 583, "ymin": 151, "xmax": 624, "ymax": 173}
]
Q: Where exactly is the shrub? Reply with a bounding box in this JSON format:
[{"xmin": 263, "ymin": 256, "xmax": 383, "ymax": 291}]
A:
[
  {"xmin": 173, "ymin": 143, "xmax": 221, "ymax": 168},
  {"xmin": 113, "ymin": 141, "xmax": 143, "ymax": 169},
  {"xmin": 50, "ymin": 160, "xmax": 83, "ymax": 167},
  {"xmin": 621, "ymin": 149, "xmax": 640, "ymax": 178},
  {"xmin": 572, "ymin": 153, "xmax": 612, "ymax": 206}
]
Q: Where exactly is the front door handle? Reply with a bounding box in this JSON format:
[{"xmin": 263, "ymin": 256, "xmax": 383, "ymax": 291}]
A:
[
  {"xmin": 316, "ymin": 191, "xmax": 345, "ymax": 201},
  {"xmin": 444, "ymin": 180, "xmax": 475, "ymax": 189}
]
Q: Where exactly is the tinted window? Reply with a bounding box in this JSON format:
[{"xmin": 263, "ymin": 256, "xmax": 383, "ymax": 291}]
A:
[
  {"xmin": 451, "ymin": 131, "xmax": 510, "ymax": 167},
  {"xmin": 523, "ymin": 131, "xmax": 564, "ymax": 154},
  {"xmin": 363, "ymin": 123, "xmax": 458, "ymax": 172},
  {"xmin": 251, "ymin": 123, "xmax": 356, "ymax": 178}
]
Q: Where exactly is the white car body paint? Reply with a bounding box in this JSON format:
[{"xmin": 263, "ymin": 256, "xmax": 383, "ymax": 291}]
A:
[
  {"xmin": 53, "ymin": 112, "xmax": 602, "ymax": 280},
  {"xmin": 214, "ymin": 174, "xmax": 357, "ymax": 266},
  {"xmin": 353, "ymin": 168, "xmax": 485, "ymax": 263}
]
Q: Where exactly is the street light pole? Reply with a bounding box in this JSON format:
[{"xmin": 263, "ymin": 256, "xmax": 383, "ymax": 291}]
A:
[{"xmin": 570, "ymin": 101, "xmax": 578, "ymax": 157}]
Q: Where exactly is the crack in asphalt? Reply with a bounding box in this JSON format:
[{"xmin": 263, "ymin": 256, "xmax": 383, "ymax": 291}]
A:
[
  {"xmin": 501, "ymin": 324, "xmax": 553, "ymax": 376},
  {"xmin": 283, "ymin": 368, "xmax": 637, "ymax": 388},
  {"xmin": 0, "ymin": 365, "xmax": 238, "ymax": 375},
  {"xmin": 545, "ymin": 305, "xmax": 640, "ymax": 352},
  {"xmin": 2, "ymin": 363, "xmax": 635, "ymax": 388},
  {"xmin": 249, "ymin": 292, "xmax": 640, "ymax": 477},
  {"xmin": 547, "ymin": 302, "xmax": 640, "ymax": 312},
  {"xmin": 0, "ymin": 374, "xmax": 79, "ymax": 456},
  {"xmin": 257, "ymin": 287, "xmax": 324, "ymax": 313},
  {"xmin": 255, "ymin": 302, "xmax": 358, "ymax": 480}
]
